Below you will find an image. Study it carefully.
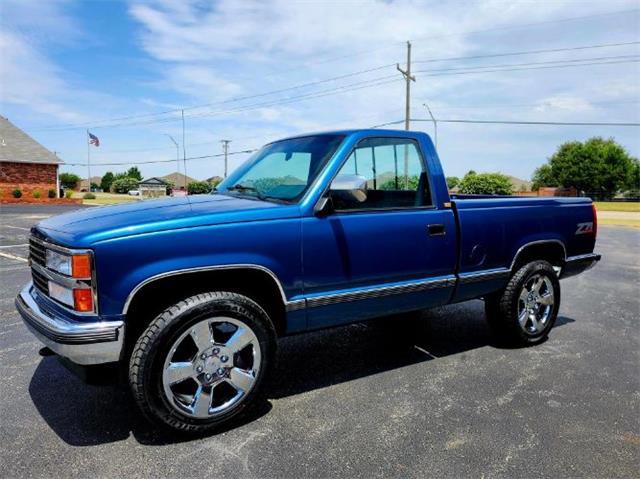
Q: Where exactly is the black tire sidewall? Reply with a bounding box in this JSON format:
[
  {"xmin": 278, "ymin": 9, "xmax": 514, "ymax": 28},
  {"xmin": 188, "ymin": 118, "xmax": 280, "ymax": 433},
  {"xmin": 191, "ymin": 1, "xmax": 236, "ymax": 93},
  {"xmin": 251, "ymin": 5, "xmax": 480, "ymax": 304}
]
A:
[
  {"xmin": 130, "ymin": 292, "xmax": 275, "ymax": 433},
  {"xmin": 504, "ymin": 261, "xmax": 561, "ymax": 344}
]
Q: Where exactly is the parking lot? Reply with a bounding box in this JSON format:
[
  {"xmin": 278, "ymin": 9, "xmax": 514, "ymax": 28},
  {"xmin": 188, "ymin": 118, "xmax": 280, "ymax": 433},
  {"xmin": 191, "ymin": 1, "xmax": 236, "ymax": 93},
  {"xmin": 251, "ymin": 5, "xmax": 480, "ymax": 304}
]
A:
[{"xmin": 0, "ymin": 204, "xmax": 638, "ymax": 477}]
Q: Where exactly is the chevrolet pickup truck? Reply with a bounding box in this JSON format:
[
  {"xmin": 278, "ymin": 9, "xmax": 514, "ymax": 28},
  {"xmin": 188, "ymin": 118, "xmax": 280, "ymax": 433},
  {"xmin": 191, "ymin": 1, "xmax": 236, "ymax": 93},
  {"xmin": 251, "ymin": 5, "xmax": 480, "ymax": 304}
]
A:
[{"xmin": 17, "ymin": 129, "xmax": 600, "ymax": 433}]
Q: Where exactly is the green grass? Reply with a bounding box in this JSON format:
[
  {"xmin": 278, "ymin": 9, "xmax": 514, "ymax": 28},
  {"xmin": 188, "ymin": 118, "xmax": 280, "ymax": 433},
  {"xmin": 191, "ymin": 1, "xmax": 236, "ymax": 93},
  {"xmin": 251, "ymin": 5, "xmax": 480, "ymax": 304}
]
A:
[
  {"xmin": 593, "ymin": 201, "xmax": 640, "ymax": 212},
  {"xmin": 72, "ymin": 192, "xmax": 141, "ymax": 205}
]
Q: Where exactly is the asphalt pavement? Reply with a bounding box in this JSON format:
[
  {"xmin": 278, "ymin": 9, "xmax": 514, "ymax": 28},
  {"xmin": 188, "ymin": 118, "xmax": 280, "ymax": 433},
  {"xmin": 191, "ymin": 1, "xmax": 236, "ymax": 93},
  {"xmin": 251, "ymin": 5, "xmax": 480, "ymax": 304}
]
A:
[{"xmin": 0, "ymin": 204, "xmax": 638, "ymax": 478}]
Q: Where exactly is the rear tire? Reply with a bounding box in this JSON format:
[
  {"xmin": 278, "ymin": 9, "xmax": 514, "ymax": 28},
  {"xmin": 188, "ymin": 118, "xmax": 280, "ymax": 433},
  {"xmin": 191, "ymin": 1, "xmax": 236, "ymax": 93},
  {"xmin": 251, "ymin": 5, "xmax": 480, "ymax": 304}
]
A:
[
  {"xmin": 485, "ymin": 260, "xmax": 560, "ymax": 345},
  {"xmin": 129, "ymin": 291, "xmax": 276, "ymax": 434}
]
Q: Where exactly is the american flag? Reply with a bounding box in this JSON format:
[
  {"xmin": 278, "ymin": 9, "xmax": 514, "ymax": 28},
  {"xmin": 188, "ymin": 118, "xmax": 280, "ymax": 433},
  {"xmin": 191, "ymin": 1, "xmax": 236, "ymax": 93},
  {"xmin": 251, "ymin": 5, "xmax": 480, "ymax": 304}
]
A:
[{"xmin": 88, "ymin": 132, "xmax": 100, "ymax": 147}]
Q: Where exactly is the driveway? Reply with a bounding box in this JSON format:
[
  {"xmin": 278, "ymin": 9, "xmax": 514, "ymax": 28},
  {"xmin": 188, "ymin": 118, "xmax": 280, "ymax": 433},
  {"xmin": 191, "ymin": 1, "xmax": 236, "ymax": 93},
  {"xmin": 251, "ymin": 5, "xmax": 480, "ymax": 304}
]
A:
[{"xmin": 0, "ymin": 204, "xmax": 638, "ymax": 477}]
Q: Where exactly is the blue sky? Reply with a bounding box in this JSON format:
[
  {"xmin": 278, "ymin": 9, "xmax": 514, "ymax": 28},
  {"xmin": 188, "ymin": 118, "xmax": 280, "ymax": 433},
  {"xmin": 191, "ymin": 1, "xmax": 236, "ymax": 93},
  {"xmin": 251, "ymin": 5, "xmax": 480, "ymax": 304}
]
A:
[{"xmin": 1, "ymin": 0, "xmax": 639, "ymax": 183}]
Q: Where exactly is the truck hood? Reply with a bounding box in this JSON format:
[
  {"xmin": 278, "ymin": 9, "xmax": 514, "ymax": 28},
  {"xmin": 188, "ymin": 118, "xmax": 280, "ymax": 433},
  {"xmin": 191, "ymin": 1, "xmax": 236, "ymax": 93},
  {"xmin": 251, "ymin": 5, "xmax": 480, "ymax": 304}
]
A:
[{"xmin": 36, "ymin": 194, "xmax": 298, "ymax": 246}]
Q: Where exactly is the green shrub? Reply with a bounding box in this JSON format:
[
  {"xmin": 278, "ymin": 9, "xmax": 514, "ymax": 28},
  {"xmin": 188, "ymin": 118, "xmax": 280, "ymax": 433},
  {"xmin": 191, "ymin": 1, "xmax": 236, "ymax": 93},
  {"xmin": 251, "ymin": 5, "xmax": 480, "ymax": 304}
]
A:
[
  {"xmin": 111, "ymin": 176, "xmax": 139, "ymax": 194},
  {"xmin": 32, "ymin": 190, "xmax": 41, "ymax": 199},
  {"xmin": 187, "ymin": 181, "xmax": 212, "ymax": 195},
  {"xmin": 12, "ymin": 188, "xmax": 22, "ymax": 198},
  {"xmin": 64, "ymin": 190, "xmax": 73, "ymax": 199},
  {"xmin": 458, "ymin": 172, "xmax": 513, "ymax": 195},
  {"xmin": 83, "ymin": 192, "xmax": 96, "ymax": 200},
  {"xmin": 48, "ymin": 189, "xmax": 56, "ymax": 198},
  {"xmin": 59, "ymin": 172, "xmax": 80, "ymax": 190}
]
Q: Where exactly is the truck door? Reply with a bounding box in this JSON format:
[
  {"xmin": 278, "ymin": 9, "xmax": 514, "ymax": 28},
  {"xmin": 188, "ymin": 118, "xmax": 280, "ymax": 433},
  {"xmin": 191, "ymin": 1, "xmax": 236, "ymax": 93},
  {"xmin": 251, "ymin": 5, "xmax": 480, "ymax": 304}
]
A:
[{"xmin": 302, "ymin": 136, "xmax": 457, "ymax": 329}]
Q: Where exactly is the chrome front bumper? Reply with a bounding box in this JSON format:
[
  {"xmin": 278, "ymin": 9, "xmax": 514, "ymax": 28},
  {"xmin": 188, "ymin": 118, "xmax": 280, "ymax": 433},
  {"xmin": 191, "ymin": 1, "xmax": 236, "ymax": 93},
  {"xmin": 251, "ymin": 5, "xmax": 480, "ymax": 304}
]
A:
[{"xmin": 16, "ymin": 283, "xmax": 124, "ymax": 365}]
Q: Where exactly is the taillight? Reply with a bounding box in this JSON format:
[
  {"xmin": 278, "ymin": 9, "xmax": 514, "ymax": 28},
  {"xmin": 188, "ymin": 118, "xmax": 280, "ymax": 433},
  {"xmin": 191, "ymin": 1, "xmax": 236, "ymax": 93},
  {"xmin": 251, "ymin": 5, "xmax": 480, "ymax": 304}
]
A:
[{"xmin": 592, "ymin": 203, "xmax": 598, "ymax": 237}]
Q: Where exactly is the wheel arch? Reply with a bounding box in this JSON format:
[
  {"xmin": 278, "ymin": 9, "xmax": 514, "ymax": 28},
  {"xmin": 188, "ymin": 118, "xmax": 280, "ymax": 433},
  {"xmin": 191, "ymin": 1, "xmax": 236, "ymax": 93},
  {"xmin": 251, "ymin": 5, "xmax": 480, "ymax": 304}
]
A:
[
  {"xmin": 509, "ymin": 240, "xmax": 567, "ymax": 273},
  {"xmin": 123, "ymin": 265, "xmax": 289, "ymax": 344}
]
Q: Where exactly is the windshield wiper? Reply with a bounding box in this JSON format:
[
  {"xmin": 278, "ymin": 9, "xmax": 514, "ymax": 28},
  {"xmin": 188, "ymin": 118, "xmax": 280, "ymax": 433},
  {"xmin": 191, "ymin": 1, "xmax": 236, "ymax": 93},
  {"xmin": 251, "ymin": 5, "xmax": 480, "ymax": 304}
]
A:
[{"xmin": 228, "ymin": 183, "xmax": 267, "ymax": 200}]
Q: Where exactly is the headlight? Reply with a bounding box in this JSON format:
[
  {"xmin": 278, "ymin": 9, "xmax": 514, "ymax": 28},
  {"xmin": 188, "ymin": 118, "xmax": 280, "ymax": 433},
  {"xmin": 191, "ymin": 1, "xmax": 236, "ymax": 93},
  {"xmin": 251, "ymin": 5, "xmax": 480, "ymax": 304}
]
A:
[
  {"xmin": 46, "ymin": 249, "xmax": 71, "ymax": 276},
  {"xmin": 46, "ymin": 249, "xmax": 92, "ymax": 278}
]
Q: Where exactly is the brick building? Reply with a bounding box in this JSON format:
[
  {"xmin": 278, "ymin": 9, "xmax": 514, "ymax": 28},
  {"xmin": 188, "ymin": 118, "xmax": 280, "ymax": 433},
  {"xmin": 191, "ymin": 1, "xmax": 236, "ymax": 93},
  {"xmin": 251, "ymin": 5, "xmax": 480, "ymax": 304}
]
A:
[{"xmin": 0, "ymin": 116, "xmax": 62, "ymax": 198}]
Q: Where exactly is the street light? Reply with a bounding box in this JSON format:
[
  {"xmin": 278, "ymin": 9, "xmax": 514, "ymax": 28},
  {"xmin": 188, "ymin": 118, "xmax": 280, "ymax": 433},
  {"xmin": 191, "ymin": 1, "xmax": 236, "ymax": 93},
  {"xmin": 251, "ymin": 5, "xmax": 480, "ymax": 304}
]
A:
[
  {"xmin": 422, "ymin": 102, "xmax": 437, "ymax": 149},
  {"xmin": 164, "ymin": 134, "xmax": 181, "ymax": 189}
]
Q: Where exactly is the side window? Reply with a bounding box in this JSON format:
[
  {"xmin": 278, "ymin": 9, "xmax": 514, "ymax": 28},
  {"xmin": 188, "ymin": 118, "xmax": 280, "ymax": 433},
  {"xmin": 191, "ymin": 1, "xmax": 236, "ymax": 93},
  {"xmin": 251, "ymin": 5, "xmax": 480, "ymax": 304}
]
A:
[{"xmin": 331, "ymin": 138, "xmax": 431, "ymax": 211}]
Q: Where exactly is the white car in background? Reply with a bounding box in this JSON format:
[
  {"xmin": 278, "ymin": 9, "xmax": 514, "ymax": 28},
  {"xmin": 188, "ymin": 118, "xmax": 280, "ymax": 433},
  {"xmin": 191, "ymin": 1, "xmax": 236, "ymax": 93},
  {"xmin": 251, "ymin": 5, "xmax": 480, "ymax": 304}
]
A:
[{"xmin": 128, "ymin": 190, "xmax": 141, "ymax": 196}]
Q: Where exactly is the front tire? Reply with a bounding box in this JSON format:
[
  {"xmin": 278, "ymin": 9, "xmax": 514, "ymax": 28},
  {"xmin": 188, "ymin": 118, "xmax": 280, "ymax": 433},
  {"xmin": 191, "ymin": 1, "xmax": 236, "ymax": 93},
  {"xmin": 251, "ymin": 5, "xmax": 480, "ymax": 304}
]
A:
[
  {"xmin": 485, "ymin": 260, "xmax": 560, "ymax": 345},
  {"xmin": 129, "ymin": 292, "xmax": 276, "ymax": 434}
]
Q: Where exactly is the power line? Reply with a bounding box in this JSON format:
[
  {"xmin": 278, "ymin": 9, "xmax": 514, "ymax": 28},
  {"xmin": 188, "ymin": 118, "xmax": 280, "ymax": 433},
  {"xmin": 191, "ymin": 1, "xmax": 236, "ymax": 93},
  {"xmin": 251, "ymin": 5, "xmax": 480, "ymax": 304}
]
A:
[
  {"xmin": 410, "ymin": 118, "xmax": 640, "ymax": 127},
  {"xmin": 413, "ymin": 40, "xmax": 640, "ymax": 64},
  {"xmin": 416, "ymin": 58, "xmax": 640, "ymax": 77},
  {"xmin": 33, "ymin": 63, "xmax": 397, "ymax": 131},
  {"xmin": 62, "ymin": 149, "xmax": 258, "ymax": 167},
  {"xmin": 45, "ymin": 55, "xmax": 640, "ymax": 133},
  {"xmin": 414, "ymin": 54, "xmax": 640, "ymax": 74},
  {"xmin": 32, "ymin": 36, "xmax": 640, "ymax": 131}
]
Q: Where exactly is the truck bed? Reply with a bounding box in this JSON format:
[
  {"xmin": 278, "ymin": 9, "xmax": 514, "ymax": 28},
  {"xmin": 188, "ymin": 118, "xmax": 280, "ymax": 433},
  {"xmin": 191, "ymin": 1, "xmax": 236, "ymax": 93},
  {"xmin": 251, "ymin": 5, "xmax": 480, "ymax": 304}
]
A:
[{"xmin": 450, "ymin": 195, "xmax": 597, "ymax": 302}]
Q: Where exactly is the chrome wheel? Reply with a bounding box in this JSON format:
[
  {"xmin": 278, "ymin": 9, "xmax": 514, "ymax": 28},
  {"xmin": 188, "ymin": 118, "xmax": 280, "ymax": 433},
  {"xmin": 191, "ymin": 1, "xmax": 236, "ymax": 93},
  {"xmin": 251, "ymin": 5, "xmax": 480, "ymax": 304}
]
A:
[
  {"xmin": 161, "ymin": 316, "xmax": 261, "ymax": 419},
  {"xmin": 517, "ymin": 274, "xmax": 555, "ymax": 334}
]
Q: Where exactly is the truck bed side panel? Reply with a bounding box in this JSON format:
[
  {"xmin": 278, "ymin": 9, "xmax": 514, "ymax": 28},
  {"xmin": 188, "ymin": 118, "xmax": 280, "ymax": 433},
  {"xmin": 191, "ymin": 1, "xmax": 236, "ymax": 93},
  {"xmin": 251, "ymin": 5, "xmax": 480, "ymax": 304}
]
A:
[{"xmin": 452, "ymin": 197, "xmax": 596, "ymax": 302}]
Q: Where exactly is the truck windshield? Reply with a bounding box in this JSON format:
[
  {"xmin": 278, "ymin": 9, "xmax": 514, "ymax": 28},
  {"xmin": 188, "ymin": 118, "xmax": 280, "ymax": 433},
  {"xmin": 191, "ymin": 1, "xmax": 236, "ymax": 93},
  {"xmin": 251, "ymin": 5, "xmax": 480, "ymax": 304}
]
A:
[{"xmin": 216, "ymin": 134, "xmax": 345, "ymax": 203}]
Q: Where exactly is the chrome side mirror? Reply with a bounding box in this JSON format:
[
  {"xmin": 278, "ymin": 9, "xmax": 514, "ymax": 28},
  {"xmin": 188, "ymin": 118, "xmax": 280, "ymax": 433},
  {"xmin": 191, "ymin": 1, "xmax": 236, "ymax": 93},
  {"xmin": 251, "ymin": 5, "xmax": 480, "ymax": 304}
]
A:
[{"xmin": 329, "ymin": 174, "xmax": 368, "ymax": 203}]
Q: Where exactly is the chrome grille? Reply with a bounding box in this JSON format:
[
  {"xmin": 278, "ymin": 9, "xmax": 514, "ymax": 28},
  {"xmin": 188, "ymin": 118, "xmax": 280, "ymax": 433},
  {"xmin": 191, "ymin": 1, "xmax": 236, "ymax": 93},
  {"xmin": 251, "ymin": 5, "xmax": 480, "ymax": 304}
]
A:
[
  {"xmin": 29, "ymin": 237, "xmax": 46, "ymax": 267},
  {"xmin": 31, "ymin": 267, "xmax": 49, "ymax": 295}
]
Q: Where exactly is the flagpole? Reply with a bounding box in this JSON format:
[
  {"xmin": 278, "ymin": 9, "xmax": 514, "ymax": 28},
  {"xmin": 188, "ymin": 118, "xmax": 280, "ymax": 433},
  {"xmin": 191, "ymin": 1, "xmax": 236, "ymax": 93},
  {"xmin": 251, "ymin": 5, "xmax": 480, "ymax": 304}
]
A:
[{"xmin": 86, "ymin": 129, "xmax": 91, "ymax": 190}]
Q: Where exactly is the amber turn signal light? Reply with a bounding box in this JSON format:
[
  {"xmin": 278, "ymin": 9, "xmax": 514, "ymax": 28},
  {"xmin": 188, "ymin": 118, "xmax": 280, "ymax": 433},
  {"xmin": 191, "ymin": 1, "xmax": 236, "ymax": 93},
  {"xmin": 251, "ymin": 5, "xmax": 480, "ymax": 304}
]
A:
[
  {"xmin": 73, "ymin": 288, "xmax": 94, "ymax": 312},
  {"xmin": 71, "ymin": 254, "xmax": 92, "ymax": 278}
]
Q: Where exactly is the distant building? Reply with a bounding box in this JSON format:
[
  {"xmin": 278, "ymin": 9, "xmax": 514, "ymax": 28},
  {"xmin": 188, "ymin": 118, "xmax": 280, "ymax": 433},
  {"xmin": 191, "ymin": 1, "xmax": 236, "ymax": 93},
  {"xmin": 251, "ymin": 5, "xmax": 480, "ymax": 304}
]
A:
[
  {"xmin": 79, "ymin": 176, "xmax": 103, "ymax": 191},
  {"xmin": 160, "ymin": 172, "xmax": 198, "ymax": 190},
  {"xmin": 138, "ymin": 177, "xmax": 169, "ymax": 197},
  {"xmin": 0, "ymin": 116, "xmax": 63, "ymax": 198}
]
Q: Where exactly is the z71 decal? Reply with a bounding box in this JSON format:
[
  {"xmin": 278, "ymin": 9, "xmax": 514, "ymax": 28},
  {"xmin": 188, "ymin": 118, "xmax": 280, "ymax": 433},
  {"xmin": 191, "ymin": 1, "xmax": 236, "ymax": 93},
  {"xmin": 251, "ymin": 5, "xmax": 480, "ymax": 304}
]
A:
[{"xmin": 575, "ymin": 222, "xmax": 594, "ymax": 235}]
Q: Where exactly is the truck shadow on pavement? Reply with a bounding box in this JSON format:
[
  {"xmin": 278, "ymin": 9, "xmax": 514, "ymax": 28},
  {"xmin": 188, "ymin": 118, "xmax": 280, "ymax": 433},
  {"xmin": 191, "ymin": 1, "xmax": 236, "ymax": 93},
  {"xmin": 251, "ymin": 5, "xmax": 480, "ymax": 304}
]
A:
[{"xmin": 28, "ymin": 300, "xmax": 574, "ymax": 447}]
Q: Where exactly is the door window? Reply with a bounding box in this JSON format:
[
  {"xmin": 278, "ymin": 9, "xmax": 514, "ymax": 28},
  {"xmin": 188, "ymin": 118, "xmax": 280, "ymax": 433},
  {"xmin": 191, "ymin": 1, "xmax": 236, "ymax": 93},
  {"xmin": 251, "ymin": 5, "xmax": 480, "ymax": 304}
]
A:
[{"xmin": 332, "ymin": 137, "xmax": 431, "ymax": 210}]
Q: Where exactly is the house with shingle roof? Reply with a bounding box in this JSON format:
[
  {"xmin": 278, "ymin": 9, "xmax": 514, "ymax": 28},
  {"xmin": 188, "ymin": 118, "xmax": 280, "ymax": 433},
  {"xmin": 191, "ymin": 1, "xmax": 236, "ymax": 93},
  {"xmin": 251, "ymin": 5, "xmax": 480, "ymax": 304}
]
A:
[{"xmin": 0, "ymin": 116, "xmax": 63, "ymax": 198}]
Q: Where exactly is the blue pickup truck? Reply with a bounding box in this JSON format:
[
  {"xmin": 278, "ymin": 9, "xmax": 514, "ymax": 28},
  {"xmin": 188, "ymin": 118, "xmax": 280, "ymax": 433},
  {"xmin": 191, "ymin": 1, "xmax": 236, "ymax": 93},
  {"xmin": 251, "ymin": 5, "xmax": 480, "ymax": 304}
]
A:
[{"xmin": 17, "ymin": 129, "xmax": 600, "ymax": 433}]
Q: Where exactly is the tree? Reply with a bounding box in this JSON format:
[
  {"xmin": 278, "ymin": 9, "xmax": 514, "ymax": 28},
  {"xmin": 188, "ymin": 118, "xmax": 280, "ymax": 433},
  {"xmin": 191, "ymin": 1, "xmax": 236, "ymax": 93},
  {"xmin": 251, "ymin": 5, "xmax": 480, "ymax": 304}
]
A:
[
  {"xmin": 538, "ymin": 137, "xmax": 637, "ymax": 199},
  {"xmin": 623, "ymin": 158, "xmax": 639, "ymax": 197},
  {"xmin": 126, "ymin": 166, "xmax": 143, "ymax": 181},
  {"xmin": 111, "ymin": 177, "xmax": 139, "ymax": 194},
  {"xmin": 531, "ymin": 164, "xmax": 558, "ymax": 190},
  {"xmin": 100, "ymin": 171, "xmax": 115, "ymax": 192},
  {"xmin": 187, "ymin": 181, "xmax": 212, "ymax": 195},
  {"xmin": 445, "ymin": 176, "xmax": 460, "ymax": 189},
  {"xmin": 59, "ymin": 172, "xmax": 80, "ymax": 190},
  {"xmin": 458, "ymin": 171, "xmax": 513, "ymax": 195}
]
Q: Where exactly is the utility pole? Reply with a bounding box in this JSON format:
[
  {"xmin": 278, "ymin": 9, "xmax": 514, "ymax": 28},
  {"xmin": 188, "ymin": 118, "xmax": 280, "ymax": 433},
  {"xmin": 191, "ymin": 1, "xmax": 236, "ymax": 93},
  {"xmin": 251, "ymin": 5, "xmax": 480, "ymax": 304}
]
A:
[
  {"xmin": 181, "ymin": 109, "xmax": 187, "ymax": 190},
  {"xmin": 164, "ymin": 134, "xmax": 180, "ymax": 183},
  {"xmin": 221, "ymin": 140, "xmax": 231, "ymax": 178},
  {"xmin": 396, "ymin": 41, "xmax": 415, "ymax": 131},
  {"xmin": 423, "ymin": 102, "xmax": 437, "ymax": 148}
]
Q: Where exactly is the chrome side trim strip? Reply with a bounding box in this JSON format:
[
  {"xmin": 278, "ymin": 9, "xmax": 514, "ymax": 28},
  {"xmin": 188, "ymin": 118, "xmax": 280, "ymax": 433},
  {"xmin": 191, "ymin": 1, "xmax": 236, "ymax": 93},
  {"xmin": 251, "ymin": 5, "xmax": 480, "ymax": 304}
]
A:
[
  {"xmin": 305, "ymin": 277, "xmax": 456, "ymax": 309},
  {"xmin": 458, "ymin": 268, "xmax": 510, "ymax": 284},
  {"xmin": 123, "ymin": 264, "xmax": 291, "ymax": 314},
  {"xmin": 285, "ymin": 299, "xmax": 306, "ymax": 312}
]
